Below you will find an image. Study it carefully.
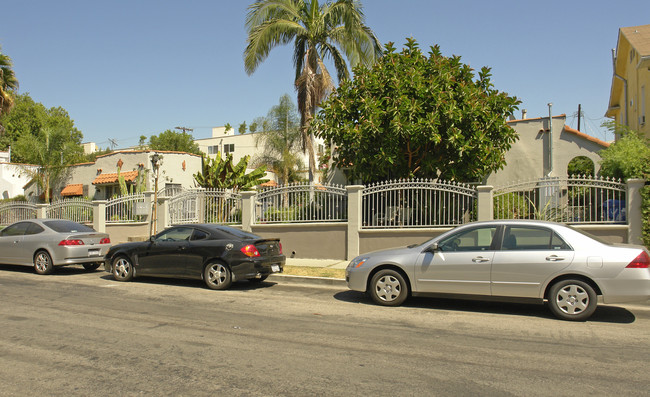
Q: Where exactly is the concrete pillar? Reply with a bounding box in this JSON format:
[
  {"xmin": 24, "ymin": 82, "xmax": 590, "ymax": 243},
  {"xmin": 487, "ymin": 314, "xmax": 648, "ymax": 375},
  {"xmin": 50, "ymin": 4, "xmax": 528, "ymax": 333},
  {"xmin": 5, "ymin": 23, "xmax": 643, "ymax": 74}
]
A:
[
  {"xmin": 477, "ymin": 185, "xmax": 494, "ymax": 221},
  {"xmin": 93, "ymin": 200, "xmax": 107, "ymax": 233},
  {"xmin": 157, "ymin": 196, "xmax": 169, "ymax": 233},
  {"xmin": 241, "ymin": 191, "xmax": 256, "ymax": 232},
  {"xmin": 626, "ymin": 179, "xmax": 645, "ymax": 245},
  {"xmin": 36, "ymin": 204, "xmax": 48, "ymax": 219},
  {"xmin": 346, "ymin": 185, "xmax": 364, "ymax": 260}
]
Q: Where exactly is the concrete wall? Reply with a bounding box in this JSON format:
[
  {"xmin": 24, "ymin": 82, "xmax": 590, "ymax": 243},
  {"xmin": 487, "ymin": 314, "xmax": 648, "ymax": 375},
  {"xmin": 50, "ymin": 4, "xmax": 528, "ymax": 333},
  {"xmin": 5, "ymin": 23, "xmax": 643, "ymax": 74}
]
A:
[{"xmin": 251, "ymin": 223, "xmax": 347, "ymax": 260}]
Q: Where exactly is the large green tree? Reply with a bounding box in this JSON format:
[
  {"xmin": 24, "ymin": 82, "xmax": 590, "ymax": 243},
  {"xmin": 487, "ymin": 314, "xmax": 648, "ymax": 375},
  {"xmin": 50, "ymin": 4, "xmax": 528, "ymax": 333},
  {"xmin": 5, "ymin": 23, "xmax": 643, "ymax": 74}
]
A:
[
  {"xmin": 148, "ymin": 129, "xmax": 201, "ymax": 155},
  {"xmin": 244, "ymin": 0, "xmax": 382, "ymax": 182},
  {"xmin": 0, "ymin": 45, "xmax": 19, "ymax": 129},
  {"xmin": 313, "ymin": 38, "xmax": 521, "ymax": 183},
  {"xmin": 0, "ymin": 93, "xmax": 84, "ymax": 164},
  {"xmin": 252, "ymin": 94, "xmax": 304, "ymax": 184}
]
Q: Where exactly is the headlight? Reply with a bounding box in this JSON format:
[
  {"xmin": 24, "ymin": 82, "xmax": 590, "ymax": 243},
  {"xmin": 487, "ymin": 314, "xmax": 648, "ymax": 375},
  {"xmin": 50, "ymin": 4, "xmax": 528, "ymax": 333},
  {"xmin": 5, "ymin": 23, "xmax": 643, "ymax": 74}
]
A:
[{"xmin": 348, "ymin": 257, "xmax": 369, "ymax": 269}]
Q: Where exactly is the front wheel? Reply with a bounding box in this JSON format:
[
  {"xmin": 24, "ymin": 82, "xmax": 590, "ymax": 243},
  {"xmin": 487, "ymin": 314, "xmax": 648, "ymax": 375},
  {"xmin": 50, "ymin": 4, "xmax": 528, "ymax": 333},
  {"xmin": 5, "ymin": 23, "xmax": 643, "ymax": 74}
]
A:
[
  {"xmin": 112, "ymin": 256, "xmax": 134, "ymax": 281},
  {"xmin": 204, "ymin": 262, "xmax": 232, "ymax": 290},
  {"xmin": 547, "ymin": 279, "xmax": 597, "ymax": 321},
  {"xmin": 368, "ymin": 269, "xmax": 409, "ymax": 306},
  {"xmin": 34, "ymin": 250, "xmax": 54, "ymax": 275}
]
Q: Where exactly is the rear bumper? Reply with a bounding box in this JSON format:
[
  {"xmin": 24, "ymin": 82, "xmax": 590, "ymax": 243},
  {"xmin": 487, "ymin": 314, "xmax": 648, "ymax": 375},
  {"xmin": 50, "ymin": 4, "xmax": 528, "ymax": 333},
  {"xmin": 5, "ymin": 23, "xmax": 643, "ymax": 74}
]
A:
[
  {"xmin": 598, "ymin": 269, "xmax": 650, "ymax": 304},
  {"xmin": 231, "ymin": 256, "xmax": 285, "ymax": 281}
]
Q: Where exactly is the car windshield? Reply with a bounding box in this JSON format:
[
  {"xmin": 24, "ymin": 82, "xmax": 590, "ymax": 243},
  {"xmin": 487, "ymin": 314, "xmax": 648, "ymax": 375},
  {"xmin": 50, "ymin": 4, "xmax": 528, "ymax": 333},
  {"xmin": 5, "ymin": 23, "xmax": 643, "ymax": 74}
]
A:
[{"xmin": 43, "ymin": 220, "xmax": 95, "ymax": 233}]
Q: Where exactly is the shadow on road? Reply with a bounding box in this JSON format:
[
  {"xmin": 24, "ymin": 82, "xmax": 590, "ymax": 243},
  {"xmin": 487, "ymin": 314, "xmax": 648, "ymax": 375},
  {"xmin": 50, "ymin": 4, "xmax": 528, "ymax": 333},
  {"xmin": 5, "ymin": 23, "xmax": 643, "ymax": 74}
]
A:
[
  {"xmin": 0, "ymin": 263, "xmax": 95, "ymax": 276},
  {"xmin": 98, "ymin": 273, "xmax": 277, "ymax": 291},
  {"xmin": 333, "ymin": 290, "xmax": 636, "ymax": 324}
]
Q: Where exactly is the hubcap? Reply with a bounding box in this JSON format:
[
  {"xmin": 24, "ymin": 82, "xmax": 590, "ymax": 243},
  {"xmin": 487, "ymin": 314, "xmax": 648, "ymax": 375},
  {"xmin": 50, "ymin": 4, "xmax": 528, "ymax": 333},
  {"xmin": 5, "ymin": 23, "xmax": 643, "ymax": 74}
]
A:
[
  {"xmin": 556, "ymin": 284, "xmax": 589, "ymax": 315},
  {"xmin": 35, "ymin": 253, "xmax": 49, "ymax": 272},
  {"xmin": 376, "ymin": 275, "xmax": 401, "ymax": 302},
  {"xmin": 114, "ymin": 258, "xmax": 131, "ymax": 278},
  {"xmin": 208, "ymin": 264, "xmax": 227, "ymax": 285}
]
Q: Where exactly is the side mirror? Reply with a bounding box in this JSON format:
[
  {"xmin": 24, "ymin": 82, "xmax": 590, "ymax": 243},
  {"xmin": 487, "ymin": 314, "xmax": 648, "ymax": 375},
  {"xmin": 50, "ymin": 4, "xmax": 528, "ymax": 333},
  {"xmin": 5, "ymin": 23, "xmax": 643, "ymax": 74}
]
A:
[{"xmin": 425, "ymin": 242, "xmax": 439, "ymax": 253}]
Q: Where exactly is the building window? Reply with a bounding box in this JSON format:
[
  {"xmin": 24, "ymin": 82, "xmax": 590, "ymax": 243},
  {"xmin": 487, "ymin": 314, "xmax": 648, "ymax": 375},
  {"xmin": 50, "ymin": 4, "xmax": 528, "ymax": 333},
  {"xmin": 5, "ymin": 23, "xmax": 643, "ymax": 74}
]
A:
[
  {"xmin": 224, "ymin": 143, "xmax": 235, "ymax": 154},
  {"xmin": 207, "ymin": 145, "xmax": 219, "ymax": 155}
]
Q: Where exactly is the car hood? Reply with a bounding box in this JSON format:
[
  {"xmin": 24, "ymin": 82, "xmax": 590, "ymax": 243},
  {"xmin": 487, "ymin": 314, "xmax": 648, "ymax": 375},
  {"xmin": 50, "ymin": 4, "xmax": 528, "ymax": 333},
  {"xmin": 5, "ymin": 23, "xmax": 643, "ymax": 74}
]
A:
[
  {"xmin": 364, "ymin": 245, "xmax": 420, "ymax": 259},
  {"xmin": 107, "ymin": 241, "xmax": 149, "ymax": 252}
]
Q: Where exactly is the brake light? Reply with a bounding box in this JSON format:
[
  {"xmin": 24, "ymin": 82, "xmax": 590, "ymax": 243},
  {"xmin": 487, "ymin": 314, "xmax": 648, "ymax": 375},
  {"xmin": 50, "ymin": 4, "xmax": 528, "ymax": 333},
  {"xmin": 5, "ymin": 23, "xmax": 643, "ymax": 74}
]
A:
[
  {"xmin": 100, "ymin": 237, "xmax": 111, "ymax": 244},
  {"xmin": 58, "ymin": 239, "xmax": 84, "ymax": 246},
  {"xmin": 241, "ymin": 244, "xmax": 260, "ymax": 257},
  {"xmin": 279, "ymin": 242, "xmax": 283, "ymax": 254},
  {"xmin": 626, "ymin": 251, "xmax": 650, "ymax": 268}
]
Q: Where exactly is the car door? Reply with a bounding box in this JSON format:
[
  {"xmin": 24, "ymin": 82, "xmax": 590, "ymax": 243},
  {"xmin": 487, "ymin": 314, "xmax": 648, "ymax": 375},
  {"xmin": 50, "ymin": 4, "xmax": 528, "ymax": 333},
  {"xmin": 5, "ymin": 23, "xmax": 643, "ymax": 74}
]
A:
[
  {"xmin": 0, "ymin": 222, "xmax": 31, "ymax": 264},
  {"xmin": 415, "ymin": 225, "xmax": 498, "ymax": 295},
  {"xmin": 491, "ymin": 225, "xmax": 574, "ymax": 298},
  {"xmin": 137, "ymin": 227, "xmax": 192, "ymax": 276}
]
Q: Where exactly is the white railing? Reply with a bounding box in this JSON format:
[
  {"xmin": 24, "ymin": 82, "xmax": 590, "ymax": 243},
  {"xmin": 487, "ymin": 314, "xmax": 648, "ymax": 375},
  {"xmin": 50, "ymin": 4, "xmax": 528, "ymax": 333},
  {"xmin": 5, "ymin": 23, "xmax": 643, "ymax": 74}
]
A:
[
  {"xmin": 362, "ymin": 179, "xmax": 477, "ymax": 228},
  {"xmin": 168, "ymin": 189, "xmax": 242, "ymax": 225},
  {"xmin": 493, "ymin": 176, "xmax": 627, "ymax": 223},
  {"xmin": 106, "ymin": 193, "xmax": 146, "ymax": 223},
  {"xmin": 0, "ymin": 201, "xmax": 37, "ymax": 226},
  {"xmin": 255, "ymin": 183, "xmax": 347, "ymax": 223},
  {"xmin": 46, "ymin": 197, "xmax": 93, "ymax": 224}
]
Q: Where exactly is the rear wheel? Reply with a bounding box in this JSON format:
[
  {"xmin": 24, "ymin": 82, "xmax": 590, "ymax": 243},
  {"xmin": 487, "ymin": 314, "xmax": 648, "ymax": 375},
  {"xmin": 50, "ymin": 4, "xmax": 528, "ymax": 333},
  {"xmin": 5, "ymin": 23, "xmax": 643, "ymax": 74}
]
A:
[
  {"xmin": 368, "ymin": 269, "xmax": 409, "ymax": 306},
  {"xmin": 204, "ymin": 262, "xmax": 232, "ymax": 290},
  {"xmin": 34, "ymin": 250, "xmax": 54, "ymax": 275},
  {"xmin": 548, "ymin": 279, "xmax": 597, "ymax": 321},
  {"xmin": 83, "ymin": 263, "xmax": 101, "ymax": 271},
  {"xmin": 112, "ymin": 256, "xmax": 134, "ymax": 281}
]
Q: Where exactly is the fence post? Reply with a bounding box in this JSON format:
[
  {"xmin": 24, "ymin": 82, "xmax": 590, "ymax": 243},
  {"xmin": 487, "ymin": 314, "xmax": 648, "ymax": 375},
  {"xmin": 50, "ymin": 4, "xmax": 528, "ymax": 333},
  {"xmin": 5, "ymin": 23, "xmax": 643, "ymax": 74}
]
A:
[
  {"xmin": 93, "ymin": 200, "xmax": 106, "ymax": 233},
  {"xmin": 346, "ymin": 185, "xmax": 363, "ymax": 260},
  {"xmin": 241, "ymin": 191, "xmax": 256, "ymax": 232},
  {"xmin": 477, "ymin": 185, "xmax": 494, "ymax": 221},
  {"xmin": 626, "ymin": 179, "xmax": 645, "ymax": 245},
  {"xmin": 36, "ymin": 204, "xmax": 48, "ymax": 219},
  {"xmin": 156, "ymin": 196, "xmax": 169, "ymax": 233}
]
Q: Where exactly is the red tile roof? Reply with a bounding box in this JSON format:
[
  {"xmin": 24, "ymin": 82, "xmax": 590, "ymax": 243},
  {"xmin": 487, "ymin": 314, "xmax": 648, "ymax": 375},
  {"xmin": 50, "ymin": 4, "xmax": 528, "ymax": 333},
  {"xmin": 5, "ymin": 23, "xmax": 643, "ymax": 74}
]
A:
[
  {"xmin": 564, "ymin": 126, "xmax": 610, "ymax": 148},
  {"xmin": 92, "ymin": 170, "xmax": 139, "ymax": 185},
  {"xmin": 60, "ymin": 184, "xmax": 84, "ymax": 196}
]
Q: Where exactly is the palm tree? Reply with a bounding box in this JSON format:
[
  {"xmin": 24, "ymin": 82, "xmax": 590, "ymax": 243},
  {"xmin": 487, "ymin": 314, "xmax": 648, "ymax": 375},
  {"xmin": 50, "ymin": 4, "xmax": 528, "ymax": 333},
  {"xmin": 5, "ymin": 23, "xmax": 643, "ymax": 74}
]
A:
[
  {"xmin": 244, "ymin": 0, "xmax": 382, "ymax": 182},
  {"xmin": 252, "ymin": 94, "xmax": 304, "ymax": 186},
  {"xmin": 0, "ymin": 46, "xmax": 19, "ymax": 132}
]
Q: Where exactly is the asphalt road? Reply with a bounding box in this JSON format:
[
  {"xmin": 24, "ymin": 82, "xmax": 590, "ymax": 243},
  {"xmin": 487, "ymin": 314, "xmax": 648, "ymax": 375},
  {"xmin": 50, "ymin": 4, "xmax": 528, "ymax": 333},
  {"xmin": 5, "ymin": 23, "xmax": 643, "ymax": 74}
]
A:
[{"xmin": 1, "ymin": 264, "xmax": 649, "ymax": 397}]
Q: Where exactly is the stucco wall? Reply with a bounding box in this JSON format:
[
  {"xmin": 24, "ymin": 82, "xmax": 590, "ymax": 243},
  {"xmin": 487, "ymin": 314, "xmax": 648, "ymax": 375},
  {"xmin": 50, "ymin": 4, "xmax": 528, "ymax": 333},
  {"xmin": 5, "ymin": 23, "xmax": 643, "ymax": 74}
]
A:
[{"xmin": 251, "ymin": 223, "xmax": 347, "ymax": 260}]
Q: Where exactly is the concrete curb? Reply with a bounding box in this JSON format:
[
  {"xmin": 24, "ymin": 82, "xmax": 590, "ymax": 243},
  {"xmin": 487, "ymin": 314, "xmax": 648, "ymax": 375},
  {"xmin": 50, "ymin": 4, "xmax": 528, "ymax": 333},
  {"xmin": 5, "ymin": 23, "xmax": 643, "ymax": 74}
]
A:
[{"xmin": 268, "ymin": 273, "xmax": 347, "ymax": 287}]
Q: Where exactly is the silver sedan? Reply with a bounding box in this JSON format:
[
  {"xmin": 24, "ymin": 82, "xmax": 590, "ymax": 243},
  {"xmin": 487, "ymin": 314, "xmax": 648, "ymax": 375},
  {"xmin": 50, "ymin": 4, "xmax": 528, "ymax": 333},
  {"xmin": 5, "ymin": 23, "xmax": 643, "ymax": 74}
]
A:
[
  {"xmin": 0, "ymin": 219, "xmax": 111, "ymax": 274},
  {"xmin": 346, "ymin": 220, "xmax": 650, "ymax": 321}
]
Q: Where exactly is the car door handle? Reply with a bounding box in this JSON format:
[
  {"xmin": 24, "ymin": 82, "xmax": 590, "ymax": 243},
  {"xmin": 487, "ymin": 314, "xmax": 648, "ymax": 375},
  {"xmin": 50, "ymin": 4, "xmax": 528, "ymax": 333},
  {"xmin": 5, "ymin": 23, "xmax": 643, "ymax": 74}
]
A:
[
  {"xmin": 546, "ymin": 255, "xmax": 565, "ymax": 261},
  {"xmin": 472, "ymin": 256, "xmax": 490, "ymax": 263}
]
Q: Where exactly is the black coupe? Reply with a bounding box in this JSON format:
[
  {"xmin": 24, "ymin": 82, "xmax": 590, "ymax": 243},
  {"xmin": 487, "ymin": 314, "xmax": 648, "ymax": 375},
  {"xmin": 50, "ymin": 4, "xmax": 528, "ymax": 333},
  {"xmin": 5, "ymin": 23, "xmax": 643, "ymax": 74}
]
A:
[{"xmin": 104, "ymin": 224, "xmax": 285, "ymax": 290}]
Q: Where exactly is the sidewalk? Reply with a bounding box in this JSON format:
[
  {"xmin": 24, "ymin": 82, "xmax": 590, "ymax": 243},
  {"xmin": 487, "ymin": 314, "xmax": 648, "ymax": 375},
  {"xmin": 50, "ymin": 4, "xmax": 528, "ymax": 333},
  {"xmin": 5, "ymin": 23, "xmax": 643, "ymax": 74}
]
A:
[
  {"xmin": 284, "ymin": 257, "xmax": 349, "ymax": 269},
  {"xmin": 267, "ymin": 257, "xmax": 348, "ymax": 286}
]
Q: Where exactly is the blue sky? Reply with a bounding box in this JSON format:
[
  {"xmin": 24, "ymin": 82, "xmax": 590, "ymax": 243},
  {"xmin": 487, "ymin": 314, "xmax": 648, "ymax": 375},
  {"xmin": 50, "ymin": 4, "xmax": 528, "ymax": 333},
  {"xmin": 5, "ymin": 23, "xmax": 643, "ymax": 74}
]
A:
[{"xmin": 2, "ymin": 0, "xmax": 649, "ymax": 148}]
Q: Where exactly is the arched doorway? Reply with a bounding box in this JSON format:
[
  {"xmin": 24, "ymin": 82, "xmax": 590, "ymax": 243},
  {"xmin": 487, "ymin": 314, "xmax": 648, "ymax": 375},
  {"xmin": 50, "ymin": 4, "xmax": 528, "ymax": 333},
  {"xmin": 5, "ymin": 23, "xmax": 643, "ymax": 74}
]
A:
[{"xmin": 567, "ymin": 156, "xmax": 595, "ymax": 176}]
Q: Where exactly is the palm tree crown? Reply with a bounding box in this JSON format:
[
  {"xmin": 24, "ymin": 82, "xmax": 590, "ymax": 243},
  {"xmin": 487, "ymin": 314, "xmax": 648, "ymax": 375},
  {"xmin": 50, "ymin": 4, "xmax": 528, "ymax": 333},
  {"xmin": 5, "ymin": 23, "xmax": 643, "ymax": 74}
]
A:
[
  {"xmin": 0, "ymin": 45, "xmax": 19, "ymax": 124},
  {"xmin": 244, "ymin": 0, "xmax": 381, "ymax": 182}
]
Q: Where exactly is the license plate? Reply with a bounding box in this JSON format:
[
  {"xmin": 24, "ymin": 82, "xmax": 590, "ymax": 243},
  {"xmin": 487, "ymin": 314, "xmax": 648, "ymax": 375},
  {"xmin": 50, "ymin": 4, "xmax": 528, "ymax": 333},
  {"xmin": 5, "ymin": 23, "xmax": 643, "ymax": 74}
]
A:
[
  {"xmin": 271, "ymin": 264, "xmax": 280, "ymax": 273},
  {"xmin": 88, "ymin": 249, "xmax": 100, "ymax": 257}
]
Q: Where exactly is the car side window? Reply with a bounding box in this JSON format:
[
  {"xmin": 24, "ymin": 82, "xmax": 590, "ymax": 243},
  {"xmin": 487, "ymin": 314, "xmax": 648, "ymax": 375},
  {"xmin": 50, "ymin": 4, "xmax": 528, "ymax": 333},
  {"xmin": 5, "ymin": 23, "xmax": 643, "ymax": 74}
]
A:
[
  {"xmin": 155, "ymin": 227, "xmax": 194, "ymax": 242},
  {"xmin": 191, "ymin": 229, "xmax": 209, "ymax": 241},
  {"xmin": 438, "ymin": 227, "xmax": 497, "ymax": 252},
  {"xmin": 1, "ymin": 222, "xmax": 31, "ymax": 236},
  {"xmin": 26, "ymin": 223, "xmax": 45, "ymax": 235},
  {"xmin": 502, "ymin": 226, "xmax": 571, "ymax": 251}
]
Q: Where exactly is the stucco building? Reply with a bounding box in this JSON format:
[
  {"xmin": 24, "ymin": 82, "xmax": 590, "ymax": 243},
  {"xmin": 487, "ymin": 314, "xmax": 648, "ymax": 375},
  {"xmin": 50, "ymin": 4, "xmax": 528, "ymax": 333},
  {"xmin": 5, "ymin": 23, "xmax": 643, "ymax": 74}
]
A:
[{"xmin": 606, "ymin": 24, "xmax": 650, "ymax": 138}]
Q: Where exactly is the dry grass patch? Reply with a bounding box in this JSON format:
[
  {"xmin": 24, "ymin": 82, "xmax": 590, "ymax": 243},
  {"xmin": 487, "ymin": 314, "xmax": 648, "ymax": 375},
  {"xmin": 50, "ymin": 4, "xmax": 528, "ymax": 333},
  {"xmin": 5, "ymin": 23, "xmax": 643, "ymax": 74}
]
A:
[{"xmin": 282, "ymin": 266, "xmax": 345, "ymax": 279}]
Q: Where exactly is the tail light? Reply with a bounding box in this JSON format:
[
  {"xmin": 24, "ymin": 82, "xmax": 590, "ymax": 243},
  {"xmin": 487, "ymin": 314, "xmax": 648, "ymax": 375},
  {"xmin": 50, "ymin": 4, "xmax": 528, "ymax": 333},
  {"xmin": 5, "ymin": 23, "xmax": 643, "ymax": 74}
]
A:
[
  {"xmin": 241, "ymin": 244, "xmax": 260, "ymax": 257},
  {"xmin": 59, "ymin": 239, "xmax": 84, "ymax": 246},
  {"xmin": 279, "ymin": 242, "xmax": 283, "ymax": 254},
  {"xmin": 100, "ymin": 237, "xmax": 111, "ymax": 244},
  {"xmin": 626, "ymin": 251, "xmax": 650, "ymax": 268}
]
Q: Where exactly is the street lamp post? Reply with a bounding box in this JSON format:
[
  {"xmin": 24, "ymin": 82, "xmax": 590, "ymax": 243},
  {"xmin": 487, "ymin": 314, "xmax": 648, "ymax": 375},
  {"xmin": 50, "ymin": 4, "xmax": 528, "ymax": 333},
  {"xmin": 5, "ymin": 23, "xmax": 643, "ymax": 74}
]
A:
[{"xmin": 149, "ymin": 153, "xmax": 161, "ymax": 236}]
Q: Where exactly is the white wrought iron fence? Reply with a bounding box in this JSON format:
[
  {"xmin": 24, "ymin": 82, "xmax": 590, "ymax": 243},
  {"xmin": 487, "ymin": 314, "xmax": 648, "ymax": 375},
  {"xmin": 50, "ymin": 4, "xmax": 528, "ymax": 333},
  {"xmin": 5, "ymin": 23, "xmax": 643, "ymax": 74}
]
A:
[
  {"xmin": 106, "ymin": 193, "xmax": 147, "ymax": 223},
  {"xmin": 0, "ymin": 201, "xmax": 37, "ymax": 226},
  {"xmin": 362, "ymin": 179, "xmax": 478, "ymax": 228},
  {"xmin": 168, "ymin": 189, "xmax": 242, "ymax": 225},
  {"xmin": 255, "ymin": 183, "xmax": 347, "ymax": 223},
  {"xmin": 46, "ymin": 197, "xmax": 93, "ymax": 223},
  {"xmin": 493, "ymin": 176, "xmax": 627, "ymax": 223}
]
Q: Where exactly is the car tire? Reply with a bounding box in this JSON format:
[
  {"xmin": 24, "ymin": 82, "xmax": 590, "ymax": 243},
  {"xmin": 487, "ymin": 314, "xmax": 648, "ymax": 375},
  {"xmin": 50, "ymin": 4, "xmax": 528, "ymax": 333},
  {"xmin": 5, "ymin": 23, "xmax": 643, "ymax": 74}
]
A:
[
  {"xmin": 204, "ymin": 262, "xmax": 232, "ymax": 290},
  {"xmin": 112, "ymin": 256, "xmax": 134, "ymax": 282},
  {"xmin": 83, "ymin": 263, "xmax": 101, "ymax": 271},
  {"xmin": 247, "ymin": 275, "xmax": 269, "ymax": 283},
  {"xmin": 548, "ymin": 279, "xmax": 597, "ymax": 321},
  {"xmin": 34, "ymin": 250, "xmax": 54, "ymax": 275},
  {"xmin": 368, "ymin": 269, "xmax": 409, "ymax": 306}
]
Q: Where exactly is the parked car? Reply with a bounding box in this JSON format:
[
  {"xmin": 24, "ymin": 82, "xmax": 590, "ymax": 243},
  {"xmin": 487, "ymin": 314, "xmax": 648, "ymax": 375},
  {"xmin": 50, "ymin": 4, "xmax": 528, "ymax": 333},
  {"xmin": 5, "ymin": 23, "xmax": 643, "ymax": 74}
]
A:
[
  {"xmin": 346, "ymin": 220, "xmax": 650, "ymax": 321},
  {"xmin": 0, "ymin": 219, "xmax": 111, "ymax": 274},
  {"xmin": 104, "ymin": 224, "xmax": 285, "ymax": 290}
]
